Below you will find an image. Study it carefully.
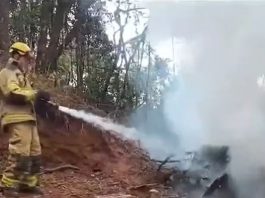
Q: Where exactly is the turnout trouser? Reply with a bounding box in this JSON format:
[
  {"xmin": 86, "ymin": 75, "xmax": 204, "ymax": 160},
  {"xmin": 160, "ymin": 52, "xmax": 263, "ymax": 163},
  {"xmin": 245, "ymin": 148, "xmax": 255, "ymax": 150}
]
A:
[{"xmin": 1, "ymin": 121, "xmax": 42, "ymax": 188}]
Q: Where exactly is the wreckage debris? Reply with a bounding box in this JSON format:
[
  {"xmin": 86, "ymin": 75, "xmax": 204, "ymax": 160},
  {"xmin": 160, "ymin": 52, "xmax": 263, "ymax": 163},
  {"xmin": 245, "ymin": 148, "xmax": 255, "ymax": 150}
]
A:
[
  {"xmin": 158, "ymin": 145, "xmax": 237, "ymax": 197},
  {"xmin": 202, "ymin": 173, "xmax": 228, "ymax": 197}
]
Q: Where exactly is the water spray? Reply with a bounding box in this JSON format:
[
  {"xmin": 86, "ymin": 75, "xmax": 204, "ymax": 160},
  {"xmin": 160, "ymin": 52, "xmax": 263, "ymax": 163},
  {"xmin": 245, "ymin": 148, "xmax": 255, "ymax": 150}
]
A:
[{"xmin": 45, "ymin": 100, "xmax": 138, "ymax": 139}]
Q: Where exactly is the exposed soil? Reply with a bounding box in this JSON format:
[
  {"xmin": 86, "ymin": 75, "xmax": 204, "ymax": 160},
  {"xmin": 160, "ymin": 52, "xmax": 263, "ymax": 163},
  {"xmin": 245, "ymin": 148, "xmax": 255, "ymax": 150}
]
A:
[
  {"xmin": 0, "ymin": 110, "xmax": 174, "ymax": 197},
  {"xmin": 0, "ymin": 77, "xmax": 182, "ymax": 197}
]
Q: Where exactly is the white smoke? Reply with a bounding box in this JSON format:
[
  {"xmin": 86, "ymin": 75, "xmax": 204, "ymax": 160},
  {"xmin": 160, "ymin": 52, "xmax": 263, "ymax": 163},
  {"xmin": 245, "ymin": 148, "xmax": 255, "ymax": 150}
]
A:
[
  {"xmin": 57, "ymin": 2, "xmax": 265, "ymax": 196},
  {"xmin": 144, "ymin": 1, "xmax": 265, "ymax": 197}
]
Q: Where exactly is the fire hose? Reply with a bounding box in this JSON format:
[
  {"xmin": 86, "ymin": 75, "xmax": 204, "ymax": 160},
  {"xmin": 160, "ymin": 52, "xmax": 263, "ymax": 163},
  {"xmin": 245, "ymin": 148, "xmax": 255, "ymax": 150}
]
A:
[
  {"xmin": 46, "ymin": 100, "xmax": 59, "ymax": 108},
  {"xmin": 35, "ymin": 99, "xmax": 60, "ymax": 119}
]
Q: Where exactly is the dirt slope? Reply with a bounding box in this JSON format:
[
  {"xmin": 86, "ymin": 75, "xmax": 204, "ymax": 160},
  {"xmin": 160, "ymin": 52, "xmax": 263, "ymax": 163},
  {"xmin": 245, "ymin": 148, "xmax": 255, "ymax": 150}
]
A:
[
  {"xmin": 38, "ymin": 117, "xmax": 160, "ymax": 197},
  {"xmin": 0, "ymin": 77, "xmax": 173, "ymax": 197}
]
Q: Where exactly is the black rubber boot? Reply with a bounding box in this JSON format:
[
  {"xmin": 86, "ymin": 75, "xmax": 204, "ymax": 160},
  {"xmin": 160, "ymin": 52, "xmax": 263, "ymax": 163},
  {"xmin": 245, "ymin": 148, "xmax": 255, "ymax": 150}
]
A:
[
  {"xmin": 26, "ymin": 156, "xmax": 43, "ymax": 195},
  {"xmin": 2, "ymin": 187, "xmax": 19, "ymax": 198},
  {"xmin": 27, "ymin": 186, "xmax": 43, "ymax": 195},
  {"xmin": 19, "ymin": 184, "xmax": 43, "ymax": 195}
]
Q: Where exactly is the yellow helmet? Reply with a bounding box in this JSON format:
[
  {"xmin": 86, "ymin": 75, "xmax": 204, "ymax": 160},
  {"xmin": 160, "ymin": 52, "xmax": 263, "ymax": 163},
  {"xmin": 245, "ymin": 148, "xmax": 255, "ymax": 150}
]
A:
[{"xmin": 9, "ymin": 42, "xmax": 31, "ymax": 56}]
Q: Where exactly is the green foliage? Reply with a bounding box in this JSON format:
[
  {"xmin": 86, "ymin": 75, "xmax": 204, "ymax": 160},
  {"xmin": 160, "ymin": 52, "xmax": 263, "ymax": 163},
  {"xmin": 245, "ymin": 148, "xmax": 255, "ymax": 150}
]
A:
[
  {"xmin": 10, "ymin": 0, "xmax": 41, "ymax": 45},
  {"xmin": 7, "ymin": 0, "xmax": 173, "ymax": 110}
]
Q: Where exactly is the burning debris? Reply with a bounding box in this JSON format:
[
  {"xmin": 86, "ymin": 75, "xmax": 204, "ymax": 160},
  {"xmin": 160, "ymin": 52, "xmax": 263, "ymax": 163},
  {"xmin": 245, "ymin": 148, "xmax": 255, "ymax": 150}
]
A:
[
  {"xmin": 156, "ymin": 145, "xmax": 237, "ymax": 198},
  {"xmin": 203, "ymin": 173, "xmax": 229, "ymax": 197}
]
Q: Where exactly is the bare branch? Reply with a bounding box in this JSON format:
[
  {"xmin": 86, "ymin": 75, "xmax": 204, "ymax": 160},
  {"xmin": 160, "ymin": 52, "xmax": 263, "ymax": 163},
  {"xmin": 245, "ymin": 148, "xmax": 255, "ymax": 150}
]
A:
[
  {"xmin": 156, "ymin": 155, "xmax": 175, "ymax": 172},
  {"xmin": 118, "ymin": 7, "xmax": 147, "ymax": 13},
  {"xmin": 41, "ymin": 164, "xmax": 80, "ymax": 174}
]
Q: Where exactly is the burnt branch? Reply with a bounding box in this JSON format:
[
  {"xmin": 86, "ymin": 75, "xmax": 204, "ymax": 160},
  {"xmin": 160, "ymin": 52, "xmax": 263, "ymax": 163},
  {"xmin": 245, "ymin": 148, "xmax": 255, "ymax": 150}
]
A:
[
  {"xmin": 156, "ymin": 155, "xmax": 175, "ymax": 172},
  {"xmin": 152, "ymin": 159, "xmax": 181, "ymax": 164},
  {"xmin": 41, "ymin": 164, "xmax": 80, "ymax": 174}
]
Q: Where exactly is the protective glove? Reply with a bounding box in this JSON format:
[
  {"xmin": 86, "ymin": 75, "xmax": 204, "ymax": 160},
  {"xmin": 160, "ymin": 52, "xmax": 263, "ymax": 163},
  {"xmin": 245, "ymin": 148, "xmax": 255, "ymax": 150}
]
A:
[
  {"xmin": 35, "ymin": 90, "xmax": 50, "ymax": 102},
  {"xmin": 34, "ymin": 90, "xmax": 51, "ymax": 117}
]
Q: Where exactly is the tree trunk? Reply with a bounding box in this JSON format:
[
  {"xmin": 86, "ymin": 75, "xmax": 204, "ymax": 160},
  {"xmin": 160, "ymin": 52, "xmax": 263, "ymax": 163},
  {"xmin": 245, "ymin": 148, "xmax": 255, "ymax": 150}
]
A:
[
  {"xmin": 56, "ymin": 20, "xmax": 81, "ymax": 60},
  {"xmin": 36, "ymin": 0, "xmax": 53, "ymax": 71},
  {"xmin": 40, "ymin": 0, "xmax": 94, "ymax": 72},
  {"xmin": 120, "ymin": 41, "xmax": 142, "ymax": 101},
  {"xmin": 43, "ymin": 0, "xmax": 74, "ymax": 71},
  {"xmin": 135, "ymin": 42, "xmax": 144, "ymax": 107},
  {"xmin": 0, "ymin": 0, "xmax": 10, "ymax": 67},
  {"xmin": 101, "ymin": 33, "xmax": 123, "ymax": 101},
  {"xmin": 75, "ymin": 34, "xmax": 84, "ymax": 90},
  {"xmin": 101, "ymin": 55, "xmax": 119, "ymax": 100},
  {"xmin": 144, "ymin": 44, "xmax": 151, "ymax": 106}
]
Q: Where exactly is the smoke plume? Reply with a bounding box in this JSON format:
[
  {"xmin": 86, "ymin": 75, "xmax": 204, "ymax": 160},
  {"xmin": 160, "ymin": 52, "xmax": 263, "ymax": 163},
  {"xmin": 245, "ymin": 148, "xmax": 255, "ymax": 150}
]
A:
[
  {"xmin": 59, "ymin": 1, "xmax": 265, "ymax": 196},
  {"xmin": 142, "ymin": 1, "xmax": 265, "ymax": 197}
]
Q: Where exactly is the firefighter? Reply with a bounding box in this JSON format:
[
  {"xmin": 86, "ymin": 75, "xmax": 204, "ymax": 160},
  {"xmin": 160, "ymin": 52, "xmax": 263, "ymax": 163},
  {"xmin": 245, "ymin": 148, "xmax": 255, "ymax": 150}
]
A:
[{"xmin": 0, "ymin": 42, "xmax": 50, "ymax": 197}]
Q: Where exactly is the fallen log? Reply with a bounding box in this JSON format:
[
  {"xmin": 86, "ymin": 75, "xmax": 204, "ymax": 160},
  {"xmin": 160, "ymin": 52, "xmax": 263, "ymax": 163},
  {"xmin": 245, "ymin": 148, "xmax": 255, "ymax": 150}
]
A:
[
  {"xmin": 129, "ymin": 183, "xmax": 158, "ymax": 190},
  {"xmin": 152, "ymin": 159, "xmax": 181, "ymax": 164}
]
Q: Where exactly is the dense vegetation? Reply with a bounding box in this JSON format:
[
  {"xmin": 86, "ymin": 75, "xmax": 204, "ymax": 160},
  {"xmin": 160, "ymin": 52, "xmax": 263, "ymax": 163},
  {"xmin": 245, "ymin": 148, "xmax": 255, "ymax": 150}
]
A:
[{"xmin": 0, "ymin": 0, "xmax": 173, "ymax": 111}]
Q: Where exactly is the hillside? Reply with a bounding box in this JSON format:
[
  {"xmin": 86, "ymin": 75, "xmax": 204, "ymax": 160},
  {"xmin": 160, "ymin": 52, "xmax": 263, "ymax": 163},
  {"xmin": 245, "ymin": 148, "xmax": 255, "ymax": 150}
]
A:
[{"xmin": 0, "ymin": 76, "xmax": 175, "ymax": 198}]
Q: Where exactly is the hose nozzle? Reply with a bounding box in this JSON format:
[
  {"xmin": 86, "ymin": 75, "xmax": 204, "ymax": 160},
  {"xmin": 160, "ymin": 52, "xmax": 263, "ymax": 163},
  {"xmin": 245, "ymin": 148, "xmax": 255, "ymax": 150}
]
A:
[{"xmin": 40, "ymin": 99, "xmax": 59, "ymax": 109}]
